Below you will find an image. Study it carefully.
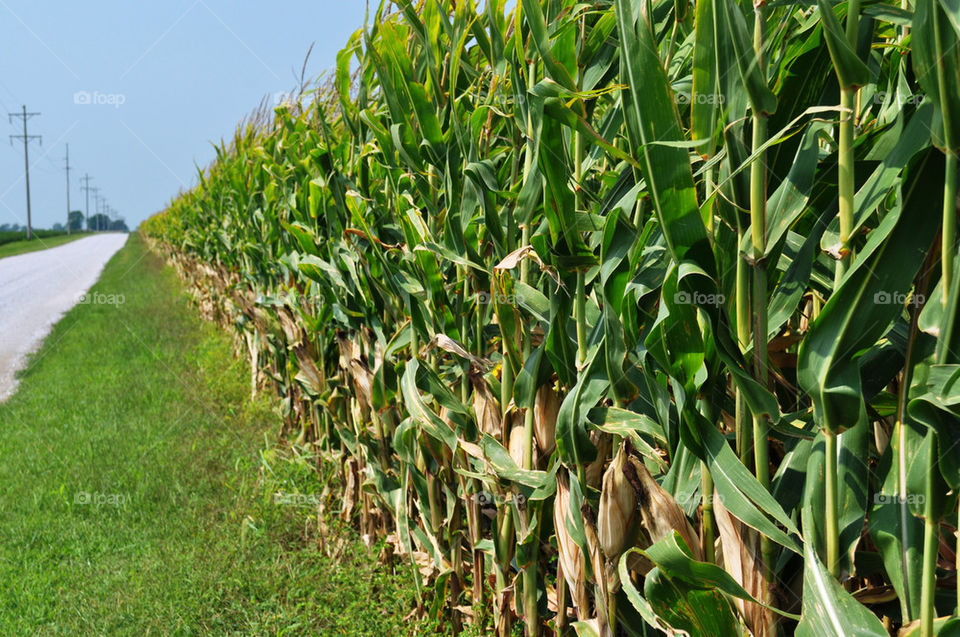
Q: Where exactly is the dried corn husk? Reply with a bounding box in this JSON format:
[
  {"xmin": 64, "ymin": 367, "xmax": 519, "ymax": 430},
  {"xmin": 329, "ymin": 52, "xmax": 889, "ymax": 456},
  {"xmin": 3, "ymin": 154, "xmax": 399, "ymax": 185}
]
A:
[
  {"xmin": 534, "ymin": 384, "xmax": 560, "ymax": 456},
  {"xmin": 470, "ymin": 372, "xmax": 502, "ymax": 438},
  {"xmin": 598, "ymin": 444, "xmax": 639, "ymax": 559},
  {"xmin": 581, "ymin": 505, "xmax": 610, "ymax": 632},
  {"xmin": 554, "ymin": 473, "xmax": 589, "ymax": 619},
  {"xmin": 585, "ymin": 431, "xmax": 612, "ymax": 488},
  {"xmin": 509, "ymin": 417, "xmax": 526, "ymax": 467},
  {"xmin": 632, "ymin": 457, "xmax": 702, "ymax": 562}
]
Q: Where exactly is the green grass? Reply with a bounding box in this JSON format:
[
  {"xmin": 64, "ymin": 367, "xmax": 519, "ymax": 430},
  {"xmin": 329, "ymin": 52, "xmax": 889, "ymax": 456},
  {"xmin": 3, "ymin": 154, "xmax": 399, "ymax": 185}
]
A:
[
  {"xmin": 0, "ymin": 234, "xmax": 443, "ymax": 636},
  {"xmin": 0, "ymin": 232, "xmax": 92, "ymax": 259},
  {"xmin": 0, "ymin": 228, "xmax": 70, "ymax": 244}
]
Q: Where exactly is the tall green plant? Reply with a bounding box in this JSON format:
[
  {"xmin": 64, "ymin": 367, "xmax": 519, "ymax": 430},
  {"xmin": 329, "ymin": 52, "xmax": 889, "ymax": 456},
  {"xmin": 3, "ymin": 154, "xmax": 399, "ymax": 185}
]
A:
[{"xmin": 142, "ymin": 1, "xmax": 960, "ymax": 634}]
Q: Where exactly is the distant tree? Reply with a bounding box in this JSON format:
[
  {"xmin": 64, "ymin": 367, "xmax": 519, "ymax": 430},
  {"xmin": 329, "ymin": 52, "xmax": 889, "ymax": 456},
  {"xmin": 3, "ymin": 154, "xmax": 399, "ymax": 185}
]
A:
[
  {"xmin": 88, "ymin": 213, "xmax": 110, "ymax": 231},
  {"xmin": 52, "ymin": 223, "xmax": 64, "ymax": 231},
  {"xmin": 68, "ymin": 210, "xmax": 84, "ymax": 232},
  {"xmin": 0, "ymin": 224, "xmax": 11, "ymax": 232},
  {"xmin": 108, "ymin": 218, "xmax": 129, "ymax": 232}
]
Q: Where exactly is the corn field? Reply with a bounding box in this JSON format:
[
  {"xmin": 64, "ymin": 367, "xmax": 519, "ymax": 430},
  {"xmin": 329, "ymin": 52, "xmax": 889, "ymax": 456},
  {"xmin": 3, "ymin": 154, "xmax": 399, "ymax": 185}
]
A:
[{"xmin": 142, "ymin": 0, "xmax": 960, "ymax": 634}]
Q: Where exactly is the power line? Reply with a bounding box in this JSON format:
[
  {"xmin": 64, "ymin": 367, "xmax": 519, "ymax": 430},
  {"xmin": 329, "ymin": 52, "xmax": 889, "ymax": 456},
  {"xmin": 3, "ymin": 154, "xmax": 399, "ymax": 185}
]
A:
[{"xmin": 8, "ymin": 105, "xmax": 41, "ymax": 240}]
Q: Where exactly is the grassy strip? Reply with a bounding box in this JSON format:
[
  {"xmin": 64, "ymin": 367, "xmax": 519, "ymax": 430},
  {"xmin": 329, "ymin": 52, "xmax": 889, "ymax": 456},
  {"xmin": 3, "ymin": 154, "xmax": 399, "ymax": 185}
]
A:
[
  {"xmin": 0, "ymin": 229, "xmax": 70, "ymax": 245},
  {"xmin": 0, "ymin": 233, "xmax": 92, "ymax": 260},
  {"xmin": 0, "ymin": 234, "xmax": 441, "ymax": 636}
]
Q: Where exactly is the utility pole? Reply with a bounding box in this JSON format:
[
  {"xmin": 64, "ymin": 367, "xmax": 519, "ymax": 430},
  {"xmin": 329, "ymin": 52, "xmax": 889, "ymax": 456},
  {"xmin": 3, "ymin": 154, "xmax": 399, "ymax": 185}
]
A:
[
  {"xmin": 81, "ymin": 174, "xmax": 93, "ymax": 231},
  {"xmin": 8, "ymin": 105, "xmax": 41, "ymax": 240},
  {"xmin": 91, "ymin": 189, "xmax": 100, "ymax": 232},
  {"xmin": 64, "ymin": 144, "xmax": 71, "ymax": 235}
]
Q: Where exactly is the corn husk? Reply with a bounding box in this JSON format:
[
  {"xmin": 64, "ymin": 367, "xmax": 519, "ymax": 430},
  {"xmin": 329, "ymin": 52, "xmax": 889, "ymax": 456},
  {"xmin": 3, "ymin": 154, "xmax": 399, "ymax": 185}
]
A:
[
  {"xmin": 581, "ymin": 505, "xmax": 610, "ymax": 630},
  {"xmin": 585, "ymin": 431, "xmax": 612, "ymax": 488},
  {"xmin": 508, "ymin": 416, "xmax": 527, "ymax": 467},
  {"xmin": 470, "ymin": 372, "xmax": 502, "ymax": 439},
  {"xmin": 598, "ymin": 444, "xmax": 638, "ymax": 559},
  {"xmin": 533, "ymin": 384, "xmax": 560, "ymax": 456},
  {"xmin": 554, "ymin": 473, "xmax": 589, "ymax": 619},
  {"xmin": 508, "ymin": 409, "xmax": 539, "ymax": 467},
  {"xmin": 632, "ymin": 457, "xmax": 702, "ymax": 562}
]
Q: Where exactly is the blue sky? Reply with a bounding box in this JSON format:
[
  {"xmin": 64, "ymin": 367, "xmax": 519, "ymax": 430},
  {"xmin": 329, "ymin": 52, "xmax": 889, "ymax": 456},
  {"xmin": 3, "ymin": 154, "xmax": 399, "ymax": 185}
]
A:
[{"xmin": 0, "ymin": 1, "xmax": 369, "ymax": 230}]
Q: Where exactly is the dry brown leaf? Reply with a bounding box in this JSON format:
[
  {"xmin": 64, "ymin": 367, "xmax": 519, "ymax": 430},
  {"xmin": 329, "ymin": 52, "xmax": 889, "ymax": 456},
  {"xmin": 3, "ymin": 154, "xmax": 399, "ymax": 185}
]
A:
[
  {"xmin": 851, "ymin": 585, "xmax": 897, "ymax": 605},
  {"xmin": 349, "ymin": 359, "xmax": 374, "ymax": 413},
  {"xmin": 340, "ymin": 458, "xmax": 359, "ymax": 521},
  {"xmin": 276, "ymin": 306, "xmax": 302, "ymax": 344},
  {"xmin": 714, "ymin": 491, "xmax": 772, "ymax": 637},
  {"xmin": 424, "ymin": 333, "xmax": 493, "ymax": 371},
  {"xmin": 293, "ymin": 345, "xmax": 323, "ymax": 394},
  {"xmin": 493, "ymin": 245, "xmax": 566, "ymax": 292}
]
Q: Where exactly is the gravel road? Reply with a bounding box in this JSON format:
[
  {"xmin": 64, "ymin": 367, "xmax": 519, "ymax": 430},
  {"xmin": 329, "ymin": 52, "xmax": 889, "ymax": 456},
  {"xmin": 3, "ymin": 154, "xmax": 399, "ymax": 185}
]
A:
[{"xmin": 0, "ymin": 233, "xmax": 128, "ymax": 401}]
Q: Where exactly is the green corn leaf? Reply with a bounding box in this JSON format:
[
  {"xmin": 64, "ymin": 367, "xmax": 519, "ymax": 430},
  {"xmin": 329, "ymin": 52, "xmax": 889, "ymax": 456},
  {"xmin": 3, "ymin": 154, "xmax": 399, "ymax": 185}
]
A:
[
  {"xmin": 614, "ymin": 0, "xmax": 714, "ymax": 274},
  {"xmin": 914, "ymin": 0, "xmax": 960, "ymax": 150},
  {"xmin": 717, "ymin": 0, "xmax": 778, "ymax": 115},
  {"xmin": 817, "ymin": 0, "xmax": 871, "ymax": 89},
  {"xmin": 798, "ymin": 152, "xmax": 943, "ymax": 433},
  {"xmin": 687, "ymin": 414, "xmax": 802, "ymax": 553},
  {"xmin": 691, "ymin": 0, "xmax": 720, "ymax": 158},
  {"xmin": 795, "ymin": 519, "xmax": 888, "ymax": 637},
  {"xmin": 519, "ymin": 0, "xmax": 576, "ymax": 92},
  {"xmin": 642, "ymin": 532, "xmax": 800, "ymax": 619},
  {"xmin": 643, "ymin": 567, "xmax": 740, "ymax": 637},
  {"xmin": 555, "ymin": 345, "xmax": 604, "ymax": 469}
]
